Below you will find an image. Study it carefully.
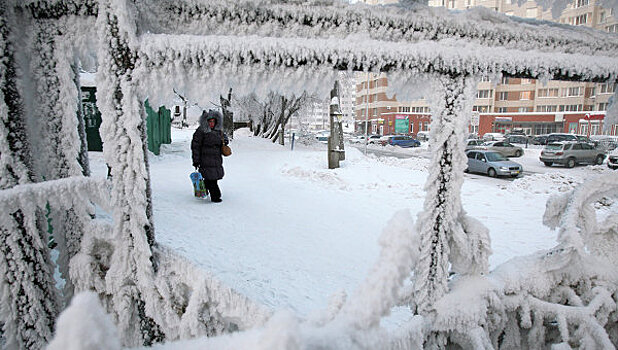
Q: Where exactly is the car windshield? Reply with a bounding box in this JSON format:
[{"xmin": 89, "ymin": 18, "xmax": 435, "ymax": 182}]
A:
[{"xmin": 485, "ymin": 152, "xmax": 507, "ymax": 162}]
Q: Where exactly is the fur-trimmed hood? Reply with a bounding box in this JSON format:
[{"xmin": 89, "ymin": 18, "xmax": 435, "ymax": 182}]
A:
[{"xmin": 199, "ymin": 109, "xmax": 223, "ymax": 132}]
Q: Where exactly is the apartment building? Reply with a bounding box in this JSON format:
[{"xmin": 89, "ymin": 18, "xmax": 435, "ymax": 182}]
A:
[
  {"xmin": 353, "ymin": 0, "xmax": 617, "ymax": 136},
  {"xmin": 302, "ymin": 74, "xmax": 357, "ymax": 133}
]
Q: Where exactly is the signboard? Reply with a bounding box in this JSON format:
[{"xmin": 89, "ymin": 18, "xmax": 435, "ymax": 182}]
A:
[
  {"xmin": 494, "ymin": 116, "xmax": 512, "ymax": 122},
  {"xmin": 470, "ymin": 112, "xmax": 480, "ymax": 126},
  {"xmin": 395, "ymin": 115, "xmax": 409, "ymax": 133}
]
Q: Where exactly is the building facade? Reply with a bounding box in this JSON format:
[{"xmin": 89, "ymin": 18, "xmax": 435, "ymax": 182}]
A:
[{"xmin": 353, "ymin": 0, "xmax": 618, "ymax": 137}]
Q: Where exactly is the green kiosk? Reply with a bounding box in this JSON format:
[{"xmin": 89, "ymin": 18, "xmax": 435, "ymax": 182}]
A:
[{"xmin": 81, "ymin": 86, "xmax": 172, "ymax": 155}]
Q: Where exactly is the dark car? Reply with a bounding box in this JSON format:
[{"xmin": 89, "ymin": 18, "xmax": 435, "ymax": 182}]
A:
[
  {"xmin": 384, "ymin": 135, "xmax": 421, "ymax": 147},
  {"xmin": 465, "ymin": 150, "xmax": 523, "ymax": 178},
  {"xmin": 608, "ymin": 150, "xmax": 618, "ymax": 170},
  {"xmin": 530, "ymin": 135, "xmax": 549, "ymax": 145}
]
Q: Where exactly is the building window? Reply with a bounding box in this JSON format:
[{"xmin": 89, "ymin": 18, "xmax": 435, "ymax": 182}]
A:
[
  {"xmin": 599, "ymin": 83, "xmax": 616, "ymax": 94},
  {"xmin": 607, "ymin": 24, "xmax": 618, "ymax": 32},
  {"xmin": 600, "ymin": 11, "xmax": 606, "ymax": 23},
  {"xmin": 518, "ymin": 107, "xmax": 533, "ymax": 112},
  {"xmin": 373, "ymin": 107, "xmax": 378, "ymax": 116},
  {"xmin": 574, "ymin": 13, "xmax": 588, "ymax": 25},
  {"xmin": 480, "ymin": 76, "xmax": 490, "ymax": 82},
  {"xmin": 537, "ymin": 105, "xmax": 557, "ymax": 112},
  {"xmin": 562, "ymin": 86, "xmax": 583, "ymax": 97},
  {"xmin": 520, "ymin": 91, "xmax": 532, "ymax": 100},
  {"xmin": 399, "ymin": 106, "xmax": 410, "ymax": 113},
  {"xmin": 575, "ymin": 0, "xmax": 589, "ymax": 7},
  {"xmin": 498, "ymin": 91, "xmax": 508, "ymax": 100},
  {"xmin": 501, "ymin": 77, "xmax": 510, "ymax": 84},
  {"xmin": 476, "ymin": 90, "xmax": 492, "ymax": 99},
  {"xmin": 473, "ymin": 105, "xmax": 490, "ymax": 112},
  {"xmin": 526, "ymin": 8, "xmax": 537, "ymax": 18},
  {"xmin": 521, "ymin": 78, "xmax": 532, "ymax": 84},
  {"xmin": 559, "ymin": 104, "xmax": 583, "ymax": 112},
  {"xmin": 597, "ymin": 103, "xmax": 608, "ymax": 111},
  {"xmin": 537, "ymin": 88, "xmax": 559, "ymax": 97},
  {"xmin": 496, "ymin": 107, "xmax": 508, "ymax": 113}
]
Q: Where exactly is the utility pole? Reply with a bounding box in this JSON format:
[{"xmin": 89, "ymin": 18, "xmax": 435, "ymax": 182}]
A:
[{"xmin": 328, "ymin": 81, "xmax": 345, "ymax": 169}]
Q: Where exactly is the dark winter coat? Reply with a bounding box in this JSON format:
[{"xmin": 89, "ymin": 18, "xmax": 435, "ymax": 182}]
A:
[{"xmin": 191, "ymin": 110, "xmax": 229, "ymax": 180}]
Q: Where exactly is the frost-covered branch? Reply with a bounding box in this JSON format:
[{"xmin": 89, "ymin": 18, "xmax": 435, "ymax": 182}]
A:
[
  {"xmin": 543, "ymin": 172, "xmax": 618, "ymax": 252},
  {"xmin": 135, "ymin": 33, "xmax": 618, "ymax": 107},
  {"xmin": 136, "ymin": 0, "xmax": 618, "ymax": 56}
]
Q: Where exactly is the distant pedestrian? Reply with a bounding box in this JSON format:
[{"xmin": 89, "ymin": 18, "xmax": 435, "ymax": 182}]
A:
[{"xmin": 191, "ymin": 110, "xmax": 229, "ymax": 203}]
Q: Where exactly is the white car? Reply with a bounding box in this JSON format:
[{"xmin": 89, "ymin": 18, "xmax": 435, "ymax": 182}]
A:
[
  {"xmin": 367, "ymin": 135, "xmax": 382, "ymax": 144},
  {"xmin": 482, "ymin": 132, "xmax": 505, "ymax": 141},
  {"xmin": 348, "ymin": 135, "xmax": 367, "ymax": 144}
]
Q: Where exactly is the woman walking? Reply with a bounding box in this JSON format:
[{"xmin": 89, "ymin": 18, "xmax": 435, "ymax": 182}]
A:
[{"xmin": 191, "ymin": 109, "xmax": 229, "ymax": 203}]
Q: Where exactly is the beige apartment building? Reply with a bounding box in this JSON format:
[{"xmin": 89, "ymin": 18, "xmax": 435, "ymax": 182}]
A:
[{"xmin": 354, "ymin": 0, "xmax": 617, "ymax": 136}]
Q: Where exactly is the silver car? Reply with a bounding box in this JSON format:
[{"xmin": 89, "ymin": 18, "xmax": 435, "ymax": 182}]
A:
[
  {"xmin": 478, "ymin": 141, "xmax": 524, "ymax": 157},
  {"xmin": 465, "ymin": 139, "xmax": 484, "ymax": 150},
  {"xmin": 540, "ymin": 142, "xmax": 606, "ymax": 168},
  {"xmin": 465, "ymin": 150, "xmax": 523, "ymax": 178}
]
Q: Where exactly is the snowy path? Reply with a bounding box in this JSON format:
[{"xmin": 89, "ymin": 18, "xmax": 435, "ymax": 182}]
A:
[{"xmin": 89, "ymin": 128, "xmax": 614, "ymax": 320}]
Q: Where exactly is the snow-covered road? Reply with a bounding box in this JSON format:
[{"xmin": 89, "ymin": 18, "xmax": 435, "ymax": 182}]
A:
[{"xmin": 89, "ymin": 128, "xmax": 615, "ymax": 320}]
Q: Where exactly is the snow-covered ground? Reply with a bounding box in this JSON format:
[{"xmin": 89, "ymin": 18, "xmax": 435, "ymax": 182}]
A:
[{"xmin": 89, "ymin": 127, "xmax": 616, "ymax": 320}]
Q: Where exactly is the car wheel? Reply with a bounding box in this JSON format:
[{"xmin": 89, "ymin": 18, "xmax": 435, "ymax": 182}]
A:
[
  {"xmin": 515, "ymin": 150, "xmax": 522, "ymax": 157},
  {"xmin": 595, "ymin": 155, "xmax": 604, "ymax": 165},
  {"xmin": 487, "ymin": 168, "xmax": 497, "ymax": 177},
  {"xmin": 464, "ymin": 168, "xmax": 469, "ymax": 173},
  {"xmin": 566, "ymin": 158, "xmax": 576, "ymax": 168},
  {"xmin": 543, "ymin": 162, "xmax": 553, "ymax": 167}
]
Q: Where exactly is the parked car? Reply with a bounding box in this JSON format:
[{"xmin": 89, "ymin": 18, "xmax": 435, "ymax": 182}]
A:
[
  {"xmin": 416, "ymin": 131, "xmax": 430, "ymax": 142},
  {"xmin": 348, "ymin": 135, "xmax": 367, "ymax": 144},
  {"xmin": 504, "ymin": 135, "xmax": 529, "ymax": 145},
  {"xmin": 482, "ymin": 132, "xmax": 505, "ymax": 141},
  {"xmin": 316, "ymin": 135, "xmax": 329, "ymax": 144},
  {"xmin": 546, "ymin": 133, "xmax": 578, "ymax": 144},
  {"xmin": 530, "ymin": 135, "xmax": 549, "ymax": 145},
  {"xmin": 465, "ymin": 150, "xmax": 523, "ymax": 178},
  {"xmin": 590, "ymin": 135, "xmax": 618, "ymax": 151},
  {"xmin": 608, "ymin": 149, "xmax": 618, "ymax": 170},
  {"xmin": 465, "ymin": 139, "xmax": 484, "ymax": 150},
  {"xmin": 383, "ymin": 135, "xmax": 421, "ymax": 147},
  {"xmin": 377, "ymin": 135, "xmax": 392, "ymax": 146},
  {"xmin": 367, "ymin": 135, "xmax": 382, "ymax": 144},
  {"xmin": 539, "ymin": 142, "xmax": 607, "ymax": 168},
  {"xmin": 477, "ymin": 141, "xmax": 524, "ymax": 157}
]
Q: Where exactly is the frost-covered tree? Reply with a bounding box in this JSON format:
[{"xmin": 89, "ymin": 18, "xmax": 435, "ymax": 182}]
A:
[
  {"xmin": 412, "ymin": 74, "xmax": 491, "ymax": 319},
  {"xmin": 94, "ymin": 0, "xmax": 163, "ymax": 345},
  {"xmin": 28, "ymin": 19, "xmax": 90, "ymax": 303},
  {"xmin": 0, "ymin": 3, "xmax": 60, "ymax": 349},
  {"xmin": 234, "ymin": 92, "xmax": 310, "ymax": 143}
]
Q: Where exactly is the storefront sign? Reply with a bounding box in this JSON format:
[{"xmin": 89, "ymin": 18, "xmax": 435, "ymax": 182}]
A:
[{"xmin": 395, "ymin": 115, "xmax": 409, "ymax": 133}]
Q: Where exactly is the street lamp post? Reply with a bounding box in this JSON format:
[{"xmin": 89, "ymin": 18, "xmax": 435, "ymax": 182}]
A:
[{"xmin": 364, "ymin": 72, "xmax": 370, "ymax": 155}]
